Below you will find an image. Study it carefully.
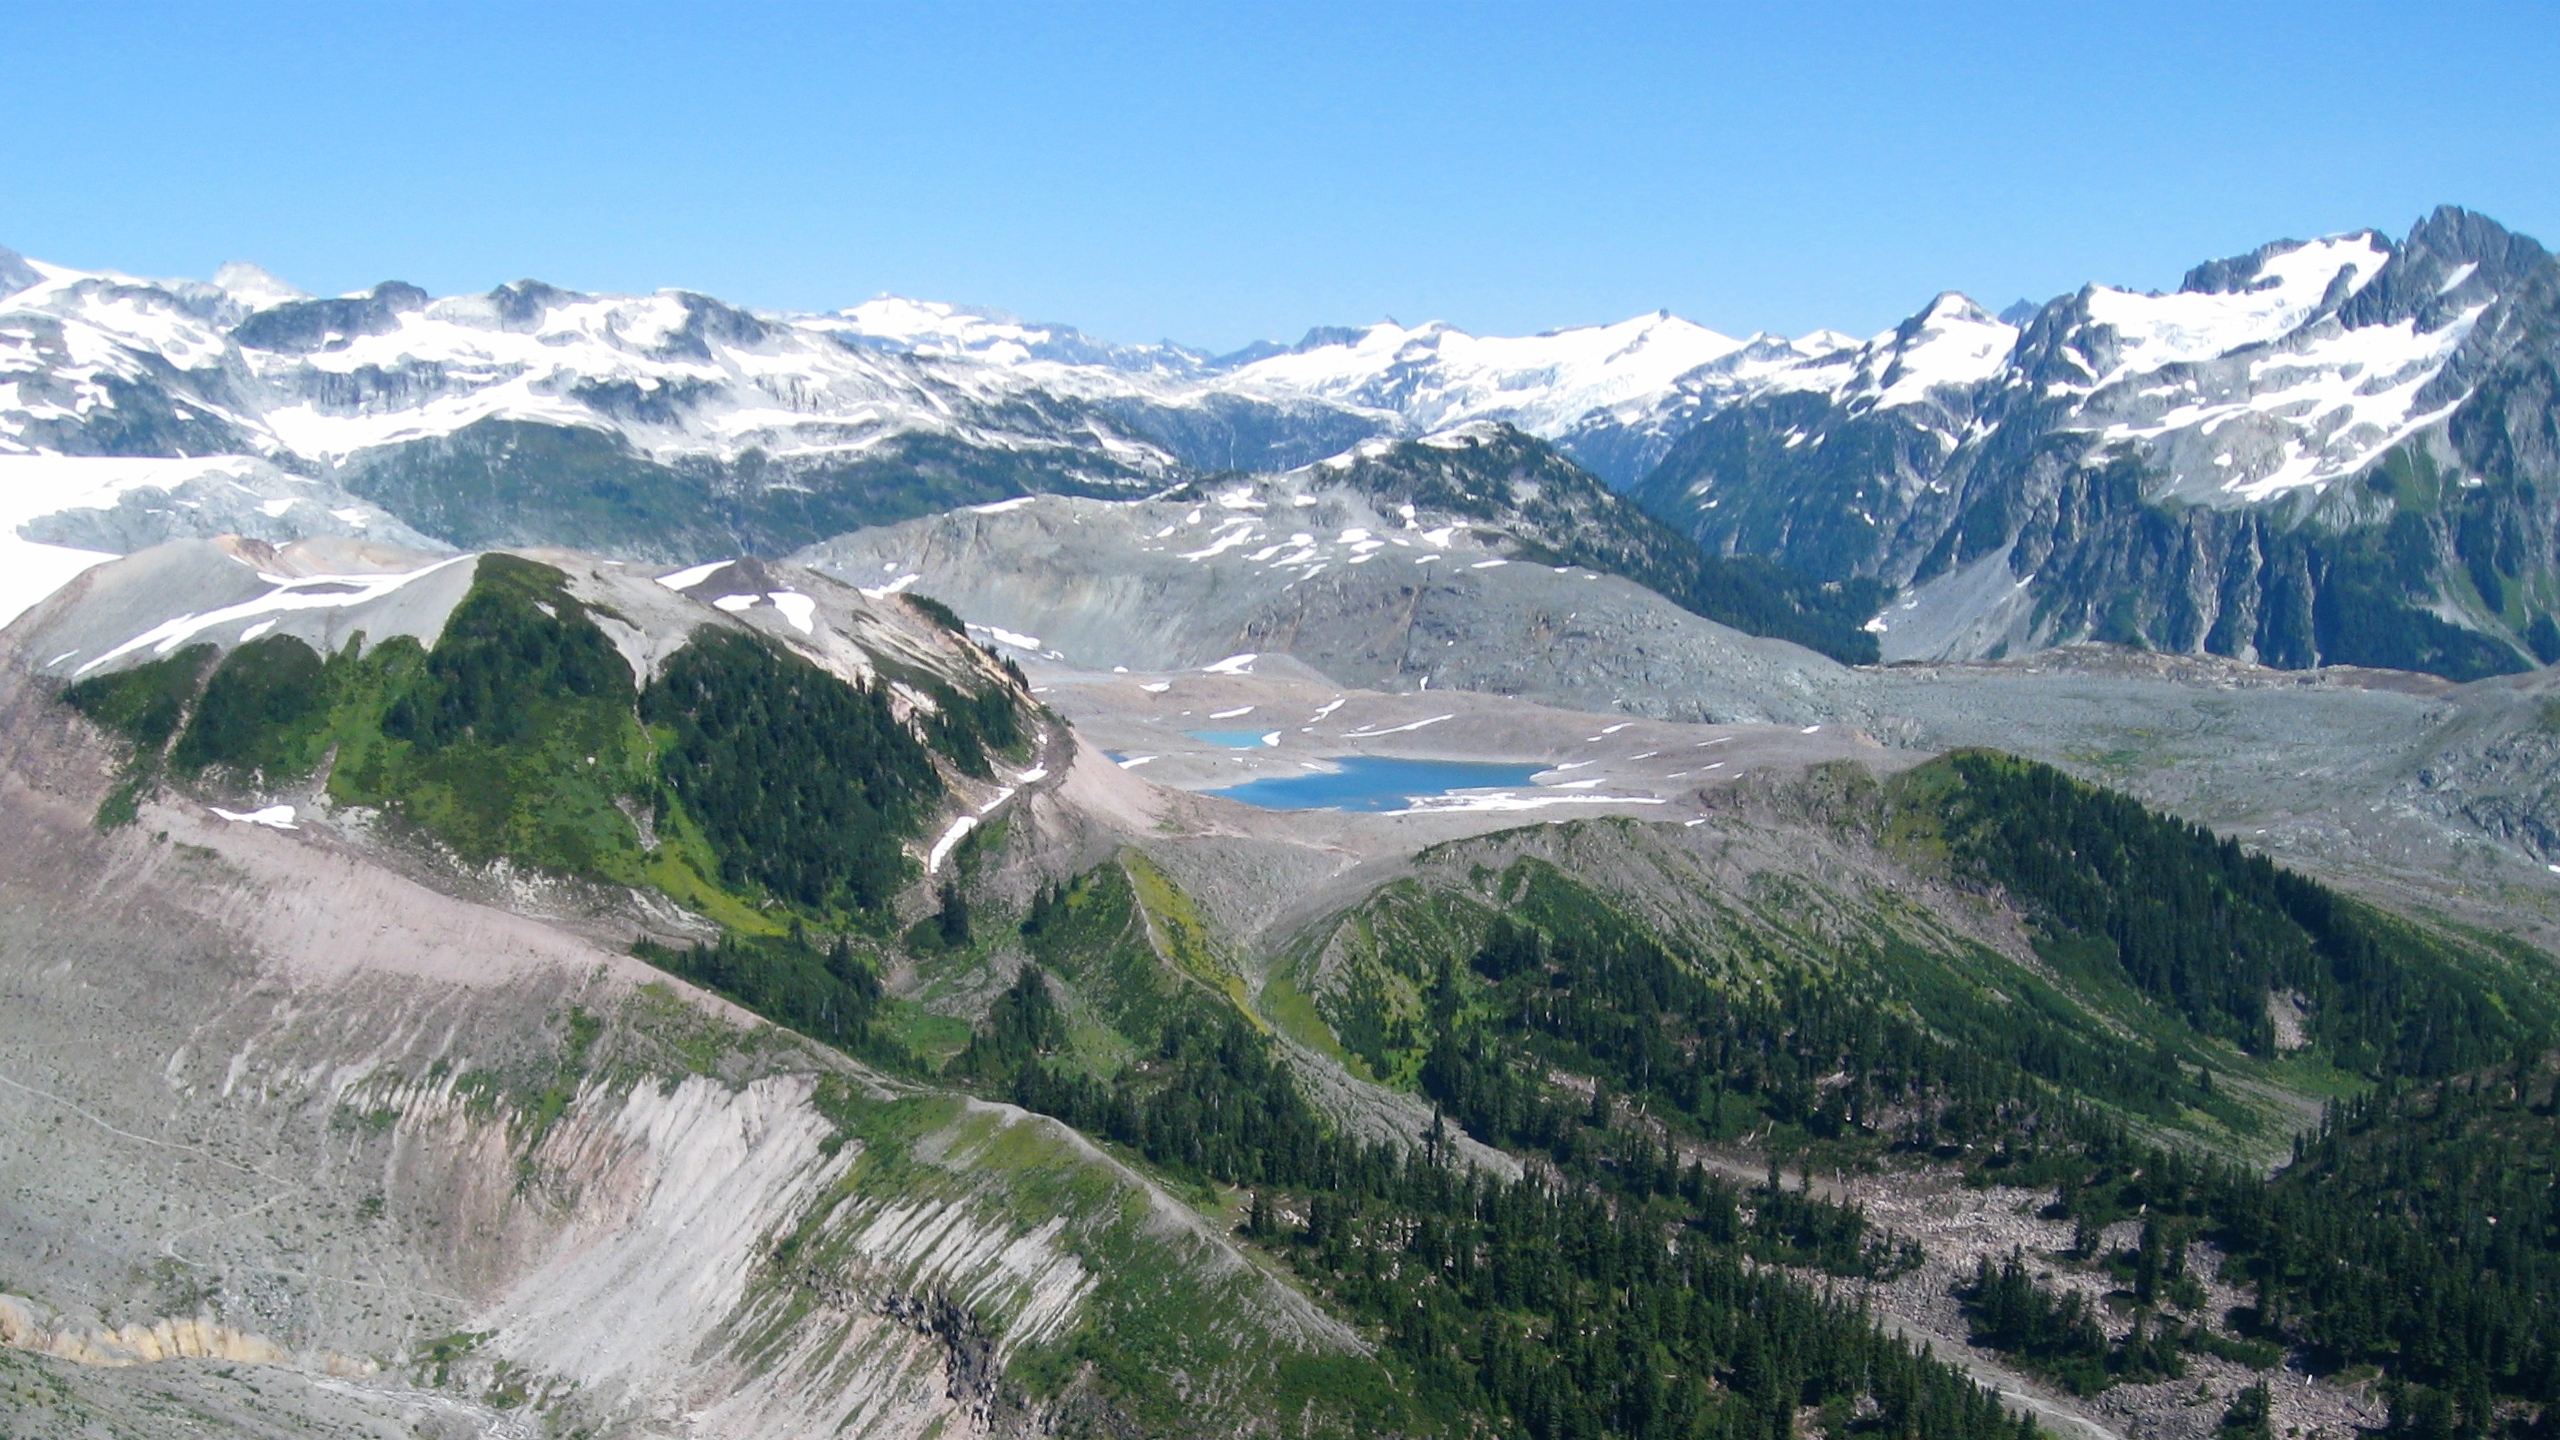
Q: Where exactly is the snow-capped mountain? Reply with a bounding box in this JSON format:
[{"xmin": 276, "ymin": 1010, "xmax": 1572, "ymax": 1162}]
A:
[
  {"xmin": 0, "ymin": 244, "xmax": 1843, "ymax": 613},
  {"xmin": 1198, "ymin": 312, "xmax": 1848, "ymax": 481},
  {"xmin": 824, "ymin": 294, "xmax": 1224, "ymax": 375},
  {"xmin": 8, "ymin": 207, "xmax": 2558, "ymax": 683},
  {"xmin": 815, "ymin": 300, "xmax": 1855, "ymax": 483},
  {"xmin": 1639, "ymin": 207, "xmax": 2560, "ymax": 680}
]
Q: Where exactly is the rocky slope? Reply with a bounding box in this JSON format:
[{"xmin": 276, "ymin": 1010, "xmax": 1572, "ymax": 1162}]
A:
[
  {"xmin": 792, "ymin": 450, "xmax": 1862, "ymax": 727},
  {"xmin": 0, "ymin": 538, "xmax": 1419, "ymax": 1438},
  {"xmin": 1639, "ymin": 208, "xmax": 2560, "ymax": 681}
]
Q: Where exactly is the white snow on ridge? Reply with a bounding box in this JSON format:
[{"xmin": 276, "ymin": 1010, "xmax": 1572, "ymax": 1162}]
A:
[
  {"xmin": 2098, "ymin": 303, "xmax": 2487, "ymax": 502},
  {"xmin": 0, "ymin": 540, "xmax": 118, "ymax": 632},
  {"xmin": 1866, "ymin": 295, "xmax": 2019, "ymax": 409},
  {"xmin": 72, "ymin": 554, "xmax": 474, "ymax": 676},
  {"xmin": 2076, "ymin": 233, "xmax": 2391, "ymax": 390},
  {"xmin": 1780, "ymin": 293, "xmax": 2021, "ymax": 413},
  {"xmin": 0, "ymin": 256, "xmax": 1191, "ymax": 487},
  {"xmin": 0, "ymin": 454, "xmax": 273, "ymax": 629},
  {"xmin": 654, "ymin": 559, "xmax": 733, "ymax": 591},
  {"xmin": 1222, "ymin": 311, "xmax": 1759, "ymax": 438}
]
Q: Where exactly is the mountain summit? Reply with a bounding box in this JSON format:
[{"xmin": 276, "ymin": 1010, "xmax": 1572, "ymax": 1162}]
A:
[{"xmin": 5, "ymin": 206, "xmax": 2557, "ymax": 681}]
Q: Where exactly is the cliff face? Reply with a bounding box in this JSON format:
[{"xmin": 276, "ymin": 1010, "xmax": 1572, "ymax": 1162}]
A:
[{"xmin": 1636, "ymin": 210, "xmax": 2560, "ymax": 682}]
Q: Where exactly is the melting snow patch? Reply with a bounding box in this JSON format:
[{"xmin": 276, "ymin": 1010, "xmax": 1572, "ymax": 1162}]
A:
[
  {"xmin": 964, "ymin": 495, "xmax": 1038, "ymax": 514},
  {"xmin": 1394, "ymin": 792, "xmax": 1666, "ymax": 816},
  {"xmin": 859, "ymin": 572, "xmax": 920, "ymax": 598},
  {"xmin": 75, "ymin": 555, "xmax": 473, "ymax": 676},
  {"xmin": 1202, "ymin": 653, "xmax": 1258, "ymax": 675},
  {"xmin": 1209, "ymin": 705, "xmax": 1254, "ymax": 719},
  {"xmin": 1258, "ymin": 731, "xmax": 1282, "ymax": 747},
  {"xmin": 1341, "ymin": 713, "xmax": 1453, "ymax": 738},
  {"xmin": 968, "ymin": 623, "xmax": 1044, "ymax": 651},
  {"xmin": 1800, "ymin": 725, "xmax": 1822, "ymax": 734},
  {"xmin": 211, "ymin": 804, "xmax": 297, "ymax": 830},
  {"xmin": 712, "ymin": 594, "xmax": 760, "ymax": 613},
  {"xmin": 1015, "ymin": 765, "xmax": 1048, "ymax": 783},
  {"xmin": 1470, "ymin": 558, "xmax": 1507, "ymax": 569},
  {"xmin": 655, "ymin": 559, "xmax": 733, "ymax": 591},
  {"xmin": 1307, "ymin": 698, "xmax": 1345, "ymax": 722},
  {"xmin": 925, "ymin": 816, "xmax": 978, "ymax": 874},
  {"xmin": 240, "ymin": 619, "xmax": 277, "ymax": 642},
  {"xmin": 1179, "ymin": 527, "xmax": 1261, "ymax": 561},
  {"xmin": 977, "ymin": 787, "xmax": 1017, "ymax": 814},
  {"xmin": 1140, "ymin": 680, "xmax": 1171, "ymax": 693},
  {"xmin": 767, "ymin": 592, "xmax": 817, "ymax": 633},
  {"xmin": 1117, "ymin": 754, "xmax": 1158, "ymax": 769}
]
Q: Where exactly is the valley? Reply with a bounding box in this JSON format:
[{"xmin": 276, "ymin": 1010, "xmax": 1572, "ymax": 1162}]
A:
[{"xmin": 2, "ymin": 214, "xmax": 2557, "ymax": 1440}]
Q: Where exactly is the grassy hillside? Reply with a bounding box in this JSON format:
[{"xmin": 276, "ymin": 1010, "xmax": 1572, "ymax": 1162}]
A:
[
  {"xmin": 1234, "ymin": 758, "xmax": 2560, "ymax": 1435},
  {"xmin": 61, "ymin": 554, "xmax": 1031, "ymax": 941}
]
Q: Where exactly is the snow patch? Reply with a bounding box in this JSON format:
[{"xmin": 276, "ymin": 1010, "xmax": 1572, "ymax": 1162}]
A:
[
  {"xmin": 655, "ymin": 560, "xmax": 732, "ymax": 591},
  {"xmin": 767, "ymin": 592, "xmax": 817, "ymax": 633},
  {"xmin": 209, "ymin": 804, "xmax": 298, "ymax": 829}
]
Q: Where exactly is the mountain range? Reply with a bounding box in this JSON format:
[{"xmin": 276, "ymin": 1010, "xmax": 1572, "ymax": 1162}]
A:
[
  {"xmin": 7, "ymin": 209, "xmax": 2560, "ymax": 1440},
  {"xmin": 7, "ymin": 205, "xmax": 2557, "ymax": 684}
]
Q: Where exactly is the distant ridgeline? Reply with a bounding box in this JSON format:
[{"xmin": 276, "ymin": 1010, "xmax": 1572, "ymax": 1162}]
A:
[
  {"xmin": 1309, "ymin": 425, "xmax": 1892, "ymax": 664},
  {"xmin": 62, "ymin": 553, "xmax": 1029, "ymax": 947}
]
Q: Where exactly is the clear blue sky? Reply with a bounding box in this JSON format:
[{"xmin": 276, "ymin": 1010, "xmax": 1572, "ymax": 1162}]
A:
[{"xmin": 3, "ymin": 1, "xmax": 2553, "ymax": 352}]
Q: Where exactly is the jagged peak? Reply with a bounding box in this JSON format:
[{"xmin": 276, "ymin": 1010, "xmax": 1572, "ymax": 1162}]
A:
[{"xmin": 210, "ymin": 261, "xmax": 310, "ymax": 310}]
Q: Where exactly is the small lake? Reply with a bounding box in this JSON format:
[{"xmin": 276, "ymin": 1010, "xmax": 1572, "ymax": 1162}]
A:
[
  {"xmin": 1208, "ymin": 756, "xmax": 1545, "ymax": 813},
  {"xmin": 1189, "ymin": 728, "xmax": 1281, "ymax": 748}
]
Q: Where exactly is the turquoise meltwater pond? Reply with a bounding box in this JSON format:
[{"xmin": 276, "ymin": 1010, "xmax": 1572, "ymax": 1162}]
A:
[{"xmin": 1207, "ymin": 756, "xmax": 1544, "ymax": 813}]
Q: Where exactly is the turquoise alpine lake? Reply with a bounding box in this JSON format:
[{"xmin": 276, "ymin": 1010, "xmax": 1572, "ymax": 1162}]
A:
[{"xmin": 1207, "ymin": 755, "xmax": 1545, "ymax": 812}]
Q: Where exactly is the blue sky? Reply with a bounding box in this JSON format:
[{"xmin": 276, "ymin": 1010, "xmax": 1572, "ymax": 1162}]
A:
[{"xmin": 3, "ymin": 1, "xmax": 2553, "ymax": 351}]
